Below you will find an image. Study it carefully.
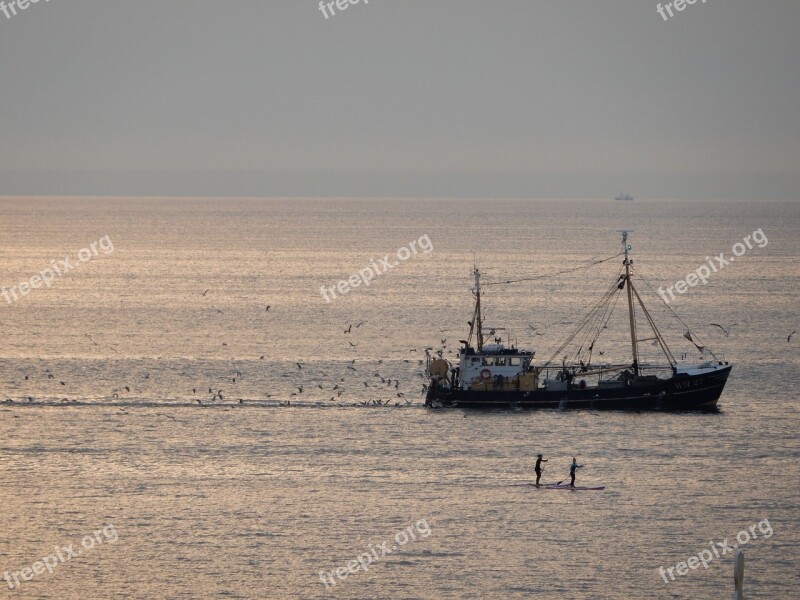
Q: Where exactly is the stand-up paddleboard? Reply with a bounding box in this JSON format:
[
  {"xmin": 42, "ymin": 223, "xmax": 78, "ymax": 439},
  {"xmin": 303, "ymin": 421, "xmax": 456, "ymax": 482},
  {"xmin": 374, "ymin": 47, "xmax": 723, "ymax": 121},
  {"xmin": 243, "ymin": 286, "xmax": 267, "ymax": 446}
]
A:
[{"xmin": 545, "ymin": 483, "xmax": 605, "ymax": 491}]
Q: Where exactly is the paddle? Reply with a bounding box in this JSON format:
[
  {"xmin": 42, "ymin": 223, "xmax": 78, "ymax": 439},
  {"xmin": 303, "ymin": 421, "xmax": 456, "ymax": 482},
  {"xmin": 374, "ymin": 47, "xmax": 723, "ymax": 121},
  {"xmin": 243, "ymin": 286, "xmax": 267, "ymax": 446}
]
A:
[{"xmin": 556, "ymin": 464, "xmax": 582, "ymax": 486}]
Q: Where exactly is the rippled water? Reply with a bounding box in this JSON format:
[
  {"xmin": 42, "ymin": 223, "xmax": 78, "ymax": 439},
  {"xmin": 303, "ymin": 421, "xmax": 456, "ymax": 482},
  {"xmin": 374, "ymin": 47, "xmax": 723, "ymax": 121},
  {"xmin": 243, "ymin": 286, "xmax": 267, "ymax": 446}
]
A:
[{"xmin": 1, "ymin": 197, "xmax": 798, "ymax": 599}]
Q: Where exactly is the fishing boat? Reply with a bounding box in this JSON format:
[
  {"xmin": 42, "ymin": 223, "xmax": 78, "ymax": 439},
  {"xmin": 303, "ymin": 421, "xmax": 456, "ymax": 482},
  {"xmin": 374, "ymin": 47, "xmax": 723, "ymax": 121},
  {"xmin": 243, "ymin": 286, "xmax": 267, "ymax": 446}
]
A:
[
  {"xmin": 615, "ymin": 193, "xmax": 634, "ymax": 201},
  {"xmin": 425, "ymin": 231, "xmax": 732, "ymax": 411}
]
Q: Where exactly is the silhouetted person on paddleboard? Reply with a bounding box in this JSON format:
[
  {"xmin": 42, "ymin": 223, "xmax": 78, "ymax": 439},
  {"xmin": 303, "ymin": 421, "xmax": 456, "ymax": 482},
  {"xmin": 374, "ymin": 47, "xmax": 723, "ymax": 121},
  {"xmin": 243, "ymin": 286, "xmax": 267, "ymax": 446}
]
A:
[
  {"xmin": 535, "ymin": 454, "xmax": 547, "ymax": 486},
  {"xmin": 569, "ymin": 457, "xmax": 583, "ymax": 487}
]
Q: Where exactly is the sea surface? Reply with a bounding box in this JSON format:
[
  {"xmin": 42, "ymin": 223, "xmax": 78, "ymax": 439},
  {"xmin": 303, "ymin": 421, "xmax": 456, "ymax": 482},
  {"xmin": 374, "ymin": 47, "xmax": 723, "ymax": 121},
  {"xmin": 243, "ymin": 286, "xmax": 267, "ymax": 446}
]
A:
[{"xmin": 0, "ymin": 197, "xmax": 798, "ymax": 599}]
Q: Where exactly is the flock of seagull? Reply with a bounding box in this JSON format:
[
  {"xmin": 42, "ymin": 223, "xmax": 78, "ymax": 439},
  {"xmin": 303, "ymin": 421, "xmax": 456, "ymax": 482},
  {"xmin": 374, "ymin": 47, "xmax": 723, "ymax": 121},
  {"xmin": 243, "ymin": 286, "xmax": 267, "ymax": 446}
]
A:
[{"xmin": 2, "ymin": 294, "xmax": 449, "ymax": 409}]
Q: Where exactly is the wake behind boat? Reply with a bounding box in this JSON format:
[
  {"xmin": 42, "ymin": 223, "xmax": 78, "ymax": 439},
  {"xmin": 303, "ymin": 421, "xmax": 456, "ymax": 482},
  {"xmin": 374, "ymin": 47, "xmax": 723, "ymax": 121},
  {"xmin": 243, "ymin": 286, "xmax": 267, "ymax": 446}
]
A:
[{"xmin": 425, "ymin": 231, "xmax": 732, "ymax": 411}]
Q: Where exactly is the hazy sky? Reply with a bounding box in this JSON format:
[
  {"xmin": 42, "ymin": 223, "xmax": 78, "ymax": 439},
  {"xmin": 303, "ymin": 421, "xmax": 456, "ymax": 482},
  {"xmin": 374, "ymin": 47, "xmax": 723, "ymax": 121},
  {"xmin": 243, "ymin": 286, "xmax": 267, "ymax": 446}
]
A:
[{"xmin": 1, "ymin": 0, "xmax": 798, "ymax": 198}]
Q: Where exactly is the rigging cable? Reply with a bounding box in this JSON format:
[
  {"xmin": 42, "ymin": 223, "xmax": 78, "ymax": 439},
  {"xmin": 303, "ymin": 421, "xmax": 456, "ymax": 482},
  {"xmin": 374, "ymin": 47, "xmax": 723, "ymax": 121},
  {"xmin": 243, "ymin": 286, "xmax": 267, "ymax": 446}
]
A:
[
  {"xmin": 632, "ymin": 270, "xmax": 718, "ymax": 361},
  {"xmin": 482, "ymin": 251, "xmax": 623, "ymax": 287}
]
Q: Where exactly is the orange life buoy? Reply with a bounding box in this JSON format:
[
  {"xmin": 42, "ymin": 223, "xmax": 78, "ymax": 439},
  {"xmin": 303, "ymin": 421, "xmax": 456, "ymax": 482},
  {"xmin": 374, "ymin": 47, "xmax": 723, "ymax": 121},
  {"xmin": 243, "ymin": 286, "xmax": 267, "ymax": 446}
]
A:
[{"xmin": 480, "ymin": 369, "xmax": 492, "ymax": 380}]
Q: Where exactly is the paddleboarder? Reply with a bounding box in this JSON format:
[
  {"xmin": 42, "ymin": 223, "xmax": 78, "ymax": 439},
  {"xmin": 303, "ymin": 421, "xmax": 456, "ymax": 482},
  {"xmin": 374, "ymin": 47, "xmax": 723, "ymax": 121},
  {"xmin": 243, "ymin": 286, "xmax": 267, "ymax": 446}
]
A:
[
  {"xmin": 534, "ymin": 454, "xmax": 548, "ymax": 486},
  {"xmin": 569, "ymin": 457, "xmax": 583, "ymax": 487}
]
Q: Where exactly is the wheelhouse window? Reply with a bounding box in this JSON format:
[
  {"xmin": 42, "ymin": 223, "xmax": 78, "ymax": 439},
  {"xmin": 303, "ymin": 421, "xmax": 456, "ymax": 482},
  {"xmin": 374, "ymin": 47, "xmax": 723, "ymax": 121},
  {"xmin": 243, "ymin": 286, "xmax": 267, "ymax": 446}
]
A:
[
  {"xmin": 481, "ymin": 357, "xmax": 495, "ymax": 366},
  {"xmin": 509, "ymin": 357, "xmax": 521, "ymax": 366}
]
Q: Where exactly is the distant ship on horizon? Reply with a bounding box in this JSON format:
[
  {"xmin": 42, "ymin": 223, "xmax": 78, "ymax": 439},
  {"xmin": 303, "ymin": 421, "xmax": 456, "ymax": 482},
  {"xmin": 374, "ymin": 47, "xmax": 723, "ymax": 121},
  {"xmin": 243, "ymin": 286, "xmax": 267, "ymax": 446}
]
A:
[{"xmin": 615, "ymin": 193, "xmax": 634, "ymax": 201}]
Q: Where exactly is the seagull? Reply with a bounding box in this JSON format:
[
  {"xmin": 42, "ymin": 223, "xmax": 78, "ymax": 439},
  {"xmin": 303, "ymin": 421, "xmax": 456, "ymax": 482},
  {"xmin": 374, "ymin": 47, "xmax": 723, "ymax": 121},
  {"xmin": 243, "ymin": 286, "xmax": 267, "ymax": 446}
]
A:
[
  {"xmin": 348, "ymin": 341, "xmax": 357, "ymax": 347},
  {"xmin": 202, "ymin": 289, "xmax": 209, "ymax": 296},
  {"xmin": 259, "ymin": 355, "xmax": 265, "ymax": 360},
  {"xmin": 709, "ymin": 323, "xmax": 737, "ymax": 337},
  {"xmin": 156, "ymin": 413, "xmax": 177, "ymax": 421},
  {"xmin": 347, "ymin": 366, "xmax": 357, "ymax": 371},
  {"xmin": 356, "ymin": 321, "xmax": 366, "ymax": 328},
  {"xmin": 789, "ymin": 330, "xmax": 796, "ymax": 343},
  {"xmin": 296, "ymin": 362, "xmax": 303, "ymax": 370},
  {"xmin": 344, "ymin": 324, "xmax": 352, "ymax": 334},
  {"xmin": 297, "ymin": 386, "xmax": 303, "ymax": 393},
  {"xmin": 265, "ymin": 305, "xmax": 271, "ymax": 311}
]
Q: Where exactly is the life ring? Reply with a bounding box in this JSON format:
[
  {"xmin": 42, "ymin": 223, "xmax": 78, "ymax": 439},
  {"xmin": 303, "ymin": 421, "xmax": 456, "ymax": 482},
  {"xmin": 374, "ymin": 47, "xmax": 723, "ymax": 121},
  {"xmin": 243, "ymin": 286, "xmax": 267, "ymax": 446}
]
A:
[{"xmin": 480, "ymin": 369, "xmax": 492, "ymax": 380}]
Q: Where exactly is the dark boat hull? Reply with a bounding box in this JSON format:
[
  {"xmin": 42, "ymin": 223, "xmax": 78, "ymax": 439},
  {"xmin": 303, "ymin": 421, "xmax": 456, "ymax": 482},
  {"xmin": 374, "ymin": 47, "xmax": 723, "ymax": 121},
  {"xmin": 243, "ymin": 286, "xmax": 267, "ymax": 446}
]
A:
[{"xmin": 425, "ymin": 366, "xmax": 732, "ymax": 411}]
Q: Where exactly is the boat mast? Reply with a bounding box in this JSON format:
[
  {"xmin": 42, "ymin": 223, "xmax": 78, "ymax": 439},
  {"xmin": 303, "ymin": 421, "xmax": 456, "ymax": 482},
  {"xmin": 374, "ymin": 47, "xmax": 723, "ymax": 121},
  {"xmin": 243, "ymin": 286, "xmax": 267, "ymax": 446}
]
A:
[
  {"xmin": 619, "ymin": 230, "xmax": 639, "ymax": 374},
  {"xmin": 471, "ymin": 267, "xmax": 484, "ymax": 352}
]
